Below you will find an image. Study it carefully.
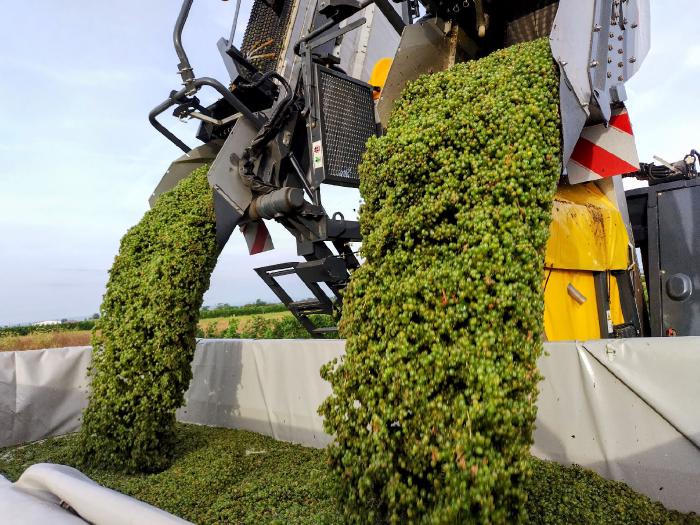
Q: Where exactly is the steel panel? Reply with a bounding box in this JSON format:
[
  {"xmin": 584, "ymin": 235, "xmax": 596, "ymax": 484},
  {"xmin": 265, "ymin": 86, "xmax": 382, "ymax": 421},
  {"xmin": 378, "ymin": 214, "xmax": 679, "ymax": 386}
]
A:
[{"xmin": 658, "ymin": 185, "xmax": 700, "ymax": 335}]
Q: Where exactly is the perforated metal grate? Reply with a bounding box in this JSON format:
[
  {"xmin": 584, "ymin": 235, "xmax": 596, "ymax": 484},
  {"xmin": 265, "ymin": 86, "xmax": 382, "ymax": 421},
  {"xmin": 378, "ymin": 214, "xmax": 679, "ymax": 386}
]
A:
[
  {"xmin": 240, "ymin": 0, "xmax": 294, "ymax": 73},
  {"xmin": 505, "ymin": 3, "xmax": 559, "ymax": 46},
  {"xmin": 318, "ymin": 68, "xmax": 376, "ymax": 187}
]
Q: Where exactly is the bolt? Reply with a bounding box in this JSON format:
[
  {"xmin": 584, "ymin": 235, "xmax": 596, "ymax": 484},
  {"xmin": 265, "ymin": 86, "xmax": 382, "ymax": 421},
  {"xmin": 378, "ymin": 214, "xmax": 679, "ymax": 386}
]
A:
[
  {"xmin": 618, "ymin": 75, "xmax": 624, "ymax": 81},
  {"xmin": 590, "ymin": 60, "xmax": 599, "ymax": 68},
  {"xmin": 618, "ymin": 35, "xmax": 624, "ymax": 41},
  {"xmin": 594, "ymin": 24, "xmax": 602, "ymax": 32},
  {"xmin": 631, "ymin": 22, "xmax": 638, "ymax": 28},
  {"xmin": 609, "ymin": 44, "xmax": 614, "ymax": 51},
  {"xmin": 629, "ymin": 57, "xmax": 637, "ymax": 63},
  {"xmin": 618, "ymin": 48, "xmax": 624, "ymax": 54},
  {"xmin": 607, "ymin": 72, "xmax": 612, "ymax": 78},
  {"xmin": 608, "ymin": 58, "xmax": 613, "ymax": 64},
  {"xmin": 618, "ymin": 61, "xmax": 624, "ymax": 67}
]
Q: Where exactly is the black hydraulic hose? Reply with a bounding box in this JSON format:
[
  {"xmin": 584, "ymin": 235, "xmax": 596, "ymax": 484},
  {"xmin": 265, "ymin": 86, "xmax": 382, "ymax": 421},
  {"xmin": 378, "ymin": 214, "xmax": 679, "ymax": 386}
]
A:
[{"xmin": 174, "ymin": 0, "xmax": 196, "ymax": 93}]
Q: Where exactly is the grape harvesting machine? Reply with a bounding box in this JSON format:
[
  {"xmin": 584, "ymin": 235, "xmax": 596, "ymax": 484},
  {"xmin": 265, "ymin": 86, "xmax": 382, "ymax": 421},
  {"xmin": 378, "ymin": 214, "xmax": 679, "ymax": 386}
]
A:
[{"xmin": 148, "ymin": 0, "xmax": 699, "ymax": 340}]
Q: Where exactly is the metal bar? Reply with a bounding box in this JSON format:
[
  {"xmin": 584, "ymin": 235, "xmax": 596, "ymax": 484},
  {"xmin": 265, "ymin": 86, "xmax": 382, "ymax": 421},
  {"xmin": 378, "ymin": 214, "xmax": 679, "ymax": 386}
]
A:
[
  {"xmin": 613, "ymin": 270, "xmax": 642, "ymax": 336},
  {"xmin": 295, "ymin": 0, "xmax": 376, "ymax": 54},
  {"xmin": 193, "ymin": 77, "xmax": 264, "ymax": 126},
  {"xmin": 400, "ymin": 1, "xmax": 411, "ymax": 25},
  {"xmin": 289, "ymin": 153, "xmax": 316, "ymax": 202},
  {"xmin": 269, "ymin": 268, "xmax": 299, "ymax": 277},
  {"xmin": 148, "ymin": 88, "xmax": 192, "ymax": 153},
  {"xmin": 174, "ymin": 0, "xmax": 196, "ymax": 93},
  {"xmin": 307, "ymin": 17, "xmax": 366, "ymax": 50},
  {"xmin": 228, "ymin": 0, "xmax": 243, "ymax": 46},
  {"xmin": 373, "ymin": 0, "xmax": 405, "ymax": 35},
  {"xmin": 189, "ymin": 111, "xmax": 242, "ymax": 126},
  {"xmin": 593, "ymin": 271, "xmax": 612, "ymax": 338},
  {"xmin": 646, "ymin": 190, "xmax": 663, "ymax": 336},
  {"xmin": 254, "ymin": 266, "xmax": 297, "ymax": 306}
]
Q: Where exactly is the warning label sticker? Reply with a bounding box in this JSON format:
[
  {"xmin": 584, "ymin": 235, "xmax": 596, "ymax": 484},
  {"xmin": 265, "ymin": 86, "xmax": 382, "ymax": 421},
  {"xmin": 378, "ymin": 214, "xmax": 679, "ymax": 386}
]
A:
[{"xmin": 312, "ymin": 140, "xmax": 324, "ymax": 170}]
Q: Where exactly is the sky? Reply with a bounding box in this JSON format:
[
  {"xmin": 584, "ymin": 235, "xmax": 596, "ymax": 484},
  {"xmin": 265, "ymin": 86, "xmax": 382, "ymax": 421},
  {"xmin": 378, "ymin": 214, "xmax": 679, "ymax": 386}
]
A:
[{"xmin": 0, "ymin": 1, "xmax": 698, "ymax": 325}]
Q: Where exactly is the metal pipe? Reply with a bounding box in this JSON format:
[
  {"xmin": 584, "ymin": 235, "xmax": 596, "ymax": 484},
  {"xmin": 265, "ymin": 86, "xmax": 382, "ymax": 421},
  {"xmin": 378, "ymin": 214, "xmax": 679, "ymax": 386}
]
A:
[
  {"xmin": 249, "ymin": 188, "xmax": 305, "ymax": 220},
  {"xmin": 148, "ymin": 87, "xmax": 192, "ymax": 154},
  {"xmin": 227, "ymin": 0, "xmax": 243, "ymax": 46},
  {"xmin": 148, "ymin": 78, "xmax": 264, "ymax": 153},
  {"xmin": 193, "ymin": 77, "xmax": 264, "ymax": 126},
  {"xmin": 173, "ymin": 0, "xmax": 196, "ymax": 94}
]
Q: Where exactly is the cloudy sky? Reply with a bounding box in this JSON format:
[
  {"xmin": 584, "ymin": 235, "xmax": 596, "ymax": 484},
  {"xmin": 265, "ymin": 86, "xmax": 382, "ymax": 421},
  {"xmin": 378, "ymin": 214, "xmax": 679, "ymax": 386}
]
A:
[{"xmin": 0, "ymin": 1, "xmax": 698, "ymax": 325}]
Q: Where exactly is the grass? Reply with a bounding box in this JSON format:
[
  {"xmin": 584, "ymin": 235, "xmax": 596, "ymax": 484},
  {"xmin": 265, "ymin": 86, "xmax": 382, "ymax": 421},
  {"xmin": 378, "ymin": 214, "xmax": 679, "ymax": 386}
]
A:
[
  {"xmin": 0, "ymin": 331, "xmax": 92, "ymax": 352},
  {"xmin": 1, "ymin": 424, "xmax": 698, "ymax": 525},
  {"xmin": 0, "ymin": 312, "xmax": 294, "ymax": 352}
]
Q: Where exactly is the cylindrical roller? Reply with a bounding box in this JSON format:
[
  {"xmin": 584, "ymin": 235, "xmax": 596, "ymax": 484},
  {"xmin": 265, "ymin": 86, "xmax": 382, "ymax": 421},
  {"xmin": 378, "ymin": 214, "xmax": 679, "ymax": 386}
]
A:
[{"xmin": 249, "ymin": 187, "xmax": 305, "ymax": 219}]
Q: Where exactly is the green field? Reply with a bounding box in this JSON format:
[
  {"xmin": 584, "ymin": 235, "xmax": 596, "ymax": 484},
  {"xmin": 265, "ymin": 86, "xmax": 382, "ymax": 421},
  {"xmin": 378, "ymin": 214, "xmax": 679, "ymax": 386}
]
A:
[
  {"xmin": 0, "ymin": 311, "xmax": 297, "ymax": 352},
  {"xmin": 0, "ymin": 303, "xmax": 301, "ymax": 352},
  {"xmin": 197, "ymin": 311, "xmax": 291, "ymax": 335}
]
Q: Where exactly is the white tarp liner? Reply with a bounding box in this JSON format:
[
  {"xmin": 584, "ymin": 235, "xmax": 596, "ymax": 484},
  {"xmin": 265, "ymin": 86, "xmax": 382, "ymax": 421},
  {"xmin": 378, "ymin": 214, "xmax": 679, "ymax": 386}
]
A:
[
  {"xmin": 0, "ymin": 464, "xmax": 191, "ymax": 525},
  {"xmin": 0, "ymin": 346, "xmax": 91, "ymax": 448},
  {"xmin": 1, "ymin": 338, "xmax": 699, "ymax": 513},
  {"xmin": 534, "ymin": 339, "xmax": 700, "ymax": 513},
  {"xmin": 177, "ymin": 339, "xmax": 342, "ymax": 447}
]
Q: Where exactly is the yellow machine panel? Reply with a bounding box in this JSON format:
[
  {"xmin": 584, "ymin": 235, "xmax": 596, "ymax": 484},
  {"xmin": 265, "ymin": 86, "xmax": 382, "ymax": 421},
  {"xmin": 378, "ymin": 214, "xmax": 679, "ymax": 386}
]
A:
[
  {"xmin": 369, "ymin": 58, "xmax": 393, "ymax": 100},
  {"xmin": 544, "ymin": 269, "xmax": 625, "ymax": 341},
  {"xmin": 546, "ymin": 183, "xmax": 629, "ymax": 272},
  {"xmin": 543, "ymin": 183, "xmax": 629, "ymax": 341}
]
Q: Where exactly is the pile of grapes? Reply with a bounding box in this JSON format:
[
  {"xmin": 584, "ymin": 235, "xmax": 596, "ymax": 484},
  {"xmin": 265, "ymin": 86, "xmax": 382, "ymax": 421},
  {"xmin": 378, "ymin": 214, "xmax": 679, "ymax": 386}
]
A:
[
  {"xmin": 320, "ymin": 37, "xmax": 561, "ymax": 523},
  {"xmin": 79, "ymin": 166, "xmax": 218, "ymax": 472}
]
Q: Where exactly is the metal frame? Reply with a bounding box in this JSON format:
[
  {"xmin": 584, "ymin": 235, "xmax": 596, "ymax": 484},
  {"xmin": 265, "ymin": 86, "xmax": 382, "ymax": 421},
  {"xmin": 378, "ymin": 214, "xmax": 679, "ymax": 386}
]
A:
[{"xmin": 148, "ymin": 0, "xmax": 653, "ymax": 337}]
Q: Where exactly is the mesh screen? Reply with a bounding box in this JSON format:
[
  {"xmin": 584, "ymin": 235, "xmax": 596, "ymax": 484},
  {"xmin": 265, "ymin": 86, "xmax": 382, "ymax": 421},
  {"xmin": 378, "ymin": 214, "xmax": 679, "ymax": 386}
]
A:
[
  {"xmin": 505, "ymin": 3, "xmax": 559, "ymax": 45},
  {"xmin": 318, "ymin": 68, "xmax": 376, "ymax": 187},
  {"xmin": 240, "ymin": 0, "xmax": 294, "ymax": 73}
]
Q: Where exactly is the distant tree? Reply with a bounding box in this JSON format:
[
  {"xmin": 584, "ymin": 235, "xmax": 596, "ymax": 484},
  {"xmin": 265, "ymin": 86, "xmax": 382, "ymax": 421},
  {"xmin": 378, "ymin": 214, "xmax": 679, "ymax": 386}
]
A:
[
  {"xmin": 60, "ymin": 318, "xmax": 68, "ymax": 323},
  {"xmin": 91, "ymin": 313, "xmax": 100, "ymax": 320},
  {"xmin": 255, "ymin": 299, "xmax": 268, "ymax": 306}
]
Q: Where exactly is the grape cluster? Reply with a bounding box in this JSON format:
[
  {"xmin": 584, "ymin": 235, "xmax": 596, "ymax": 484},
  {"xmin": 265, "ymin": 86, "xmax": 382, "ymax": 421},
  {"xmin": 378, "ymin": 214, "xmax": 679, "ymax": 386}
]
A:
[
  {"xmin": 79, "ymin": 166, "xmax": 218, "ymax": 472},
  {"xmin": 320, "ymin": 38, "xmax": 561, "ymax": 523}
]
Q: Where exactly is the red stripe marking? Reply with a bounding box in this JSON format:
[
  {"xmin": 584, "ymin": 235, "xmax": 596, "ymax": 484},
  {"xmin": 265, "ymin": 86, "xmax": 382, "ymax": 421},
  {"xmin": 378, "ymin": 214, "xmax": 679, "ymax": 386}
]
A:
[
  {"xmin": 250, "ymin": 222, "xmax": 269, "ymax": 254},
  {"xmin": 608, "ymin": 111, "xmax": 633, "ymax": 135},
  {"xmin": 570, "ymin": 138, "xmax": 638, "ymax": 178}
]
